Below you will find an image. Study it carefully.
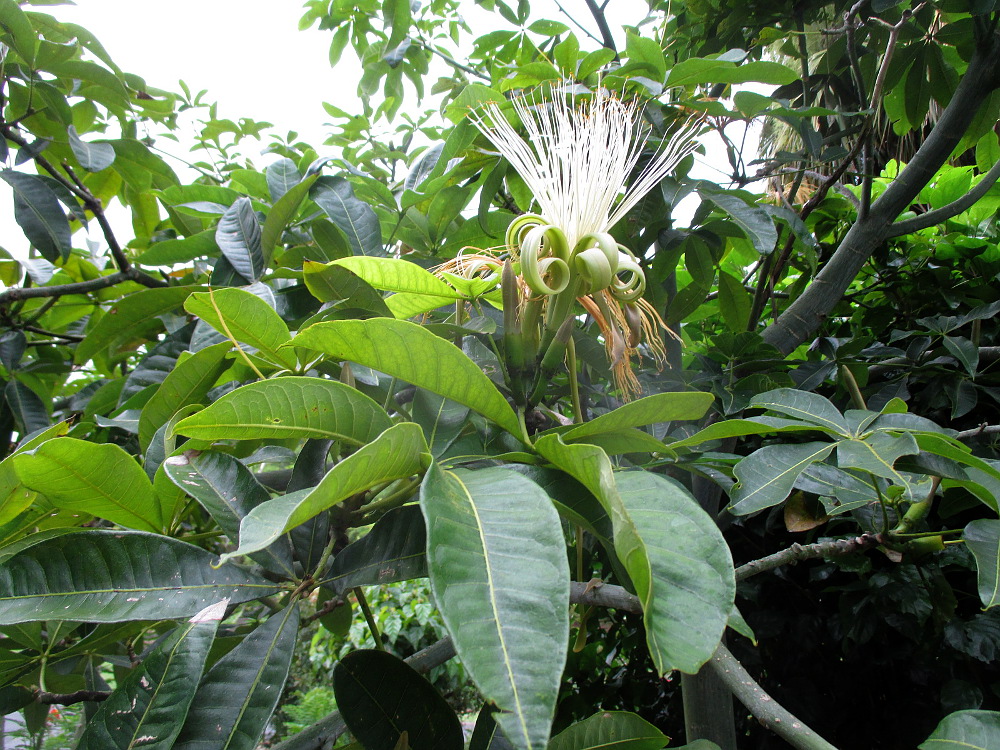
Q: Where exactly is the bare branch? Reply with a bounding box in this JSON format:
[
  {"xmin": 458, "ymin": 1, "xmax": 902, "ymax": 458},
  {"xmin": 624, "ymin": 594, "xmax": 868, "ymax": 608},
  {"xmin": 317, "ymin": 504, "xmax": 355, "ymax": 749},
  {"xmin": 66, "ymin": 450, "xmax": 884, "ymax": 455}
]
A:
[
  {"xmin": 583, "ymin": 0, "xmax": 617, "ymax": 56},
  {"xmin": 0, "ymin": 271, "xmax": 134, "ymax": 306},
  {"xmin": 36, "ymin": 689, "xmax": 110, "ymax": 706}
]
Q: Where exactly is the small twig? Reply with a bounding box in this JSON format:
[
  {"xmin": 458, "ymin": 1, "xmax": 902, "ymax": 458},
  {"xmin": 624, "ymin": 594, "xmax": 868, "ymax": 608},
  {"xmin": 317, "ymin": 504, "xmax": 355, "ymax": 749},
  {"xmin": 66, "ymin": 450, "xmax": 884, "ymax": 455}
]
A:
[
  {"xmin": 303, "ymin": 595, "xmax": 343, "ymax": 626},
  {"xmin": 353, "ymin": 587, "xmax": 384, "ymax": 651},
  {"xmin": 734, "ymin": 534, "xmax": 884, "ymax": 581},
  {"xmin": 955, "ymin": 424, "xmax": 1000, "ymax": 440},
  {"xmin": 22, "ymin": 324, "xmax": 84, "ymax": 342},
  {"xmin": 35, "ymin": 689, "xmax": 110, "ymax": 706},
  {"xmin": 583, "ymin": 0, "xmax": 617, "ymax": 56},
  {"xmin": 552, "ymin": 0, "xmax": 604, "ymax": 45}
]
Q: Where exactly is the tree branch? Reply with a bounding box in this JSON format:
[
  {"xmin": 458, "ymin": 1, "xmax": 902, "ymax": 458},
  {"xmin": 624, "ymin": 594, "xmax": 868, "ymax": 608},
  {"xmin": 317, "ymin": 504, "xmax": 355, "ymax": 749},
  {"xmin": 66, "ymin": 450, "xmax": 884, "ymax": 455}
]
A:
[
  {"xmin": 36, "ymin": 689, "xmax": 110, "ymax": 706},
  {"xmin": 886, "ymin": 155, "xmax": 1000, "ymax": 236},
  {"xmin": 734, "ymin": 533, "xmax": 883, "ymax": 581},
  {"xmin": 0, "ymin": 271, "xmax": 135, "ymax": 305},
  {"xmin": 762, "ymin": 31, "xmax": 1000, "ymax": 354},
  {"xmin": 583, "ymin": 0, "xmax": 617, "ymax": 56},
  {"xmin": 708, "ymin": 644, "xmax": 838, "ymax": 750}
]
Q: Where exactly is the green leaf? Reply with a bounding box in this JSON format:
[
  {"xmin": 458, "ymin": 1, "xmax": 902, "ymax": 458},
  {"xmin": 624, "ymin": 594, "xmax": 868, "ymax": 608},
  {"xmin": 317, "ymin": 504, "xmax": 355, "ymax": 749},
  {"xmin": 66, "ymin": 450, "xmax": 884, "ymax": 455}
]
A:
[
  {"xmin": 616, "ymin": 472, "xmax": 734, "ymax": 675},
  {"xmin": 221, "ymin": 423, "xmax": 429, "ymax": 562},
  {"xmin": 563, "ymin": 392, "xmax": 714, "ymax": 441},
  {"xmin": 75, "ymin": 286, "xmax": 204, "ymax": 364},
  {"xmin": 311, "ymin": 176, "xmax": 383, "ymax": 256},
  {"xmin": 547, "ymin": 710, "xmax": 668, "ymax": 750},
  {"xmin": 702, "ymin": 192, "xmax": 778, "ymax": 256},
  {"xmin": 334, "ymin": 649, "xmax": 464, "ymax": 750},
  {"xmin": 0, "ymin": 170, "xmax": 71, "ymax": 262},
  {"xmin": 302, "ymin": 260, "xmax": 393, "ymax": 316},
  {"xmin": 729, "ymin": 442, "xmax": 835, "ymax": 515},
  {"xmin": 666, "ymin": 416, "xmax": 826, "ymax": 449},
  {"xmin": 943, "ymin": 335, "xmax": 979, "ymax": 376},
  {"xmin": 14, "ymin": 437, "xmax": 164, "ymax": 531},
  {"xmin": 385, "ymin": 291, "xmax": 459, "ymax": 318},
  {"xmin": 173, "ymin": 377, "xmax": 392, "ymax": 445},
  {"xmin": 266, "ymin": 158, "xmax": 303, "ymax": 202},
  {"xmin": 666, "ymin": 58, "xmax": 797, "ymax": 86},
  {"xmin": 325, "ymin": 505, "xmax": 427, "ymax": 593},
  {"xmin": 919, "ymin": 710, "xmax": 1000, "ymax": 749},
  {"xmin": 136, "ymin": 230, "xmax": 218, "ymax": 265},
  {"xmin": 0, "ymin": 0, "xmax": 36, "ymax": 66},
  {"xmin": 420, "ymin": 465, "xmax": 570, "ymax": 750},
  {"xmin": 291, "ymin": 319, "xmax": 522, "ymax": 436},
  {"xmin": 964, "ymin": 520, "xmax": 1000, "ymax": 610},
  {"xmin": 749, "ymin": 388, "xmax": 849, "ymax": 435},
  {"xmin": 138, "ymin": 340, "xmax": 232, "ymax": 452},
  {"xmin": 174, "ymin": 604, "xmax": 301, "ymax": 750},
  {"xmin": 164, "ymin": 450, "xmax": 294, "ymax": 578},
  {"xmin": 0, "ymin": 530, "xmax": 276, "ymax": 623},
  {"xmin": 216, "ymin": 196, "xmax": 265, "ymax": 282},
  {"xmin": 77, "ymin": 601, "xmax": 225, "ymax": 750},
  {"xmin": 68, "ymin": 125, "xmax": 115, "ymax": 171},
  {"xmin": 323, "ymin": 256, "xmax": 461, "ymax": 298},
  {"xmin": 836, "ymin": 432, "xmax": 918, "ymax": 485},
  {"xmin": 4, "ymin": 380, "xmax": 49, "ymax": 435},
  {"xmin": 261, "ymin": 173, "xmax": 317, "ymax": 254},
  {"xmin": 718, "ymin": 271, "xmax": 751, "ymax": 330},
  {"xmin": 184, "ymin": 288, "xmax": 296, "ymax": 369}
]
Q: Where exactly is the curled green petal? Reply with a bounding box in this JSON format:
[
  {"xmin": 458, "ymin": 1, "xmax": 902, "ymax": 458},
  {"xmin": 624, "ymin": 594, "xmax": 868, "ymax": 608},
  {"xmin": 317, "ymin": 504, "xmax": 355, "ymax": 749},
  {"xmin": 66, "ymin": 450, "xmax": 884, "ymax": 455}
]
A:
[
  {"xmin": 573, "ymin": 233, "xmax": 619, "ymax": 271},
  {"xmin": 574, "ymin": 247, "xmax": 614, "ymax": 293},
  {"xmin": 520, "ymin": 224, "xmax": 571, "ymax": 295},
  {"xmin": 505, "ymin": 213, "xmax": 547, "ymax": 249},
  {"xmin": 609, "ymin": 254, "xmax": 646, "ymax": 302}
]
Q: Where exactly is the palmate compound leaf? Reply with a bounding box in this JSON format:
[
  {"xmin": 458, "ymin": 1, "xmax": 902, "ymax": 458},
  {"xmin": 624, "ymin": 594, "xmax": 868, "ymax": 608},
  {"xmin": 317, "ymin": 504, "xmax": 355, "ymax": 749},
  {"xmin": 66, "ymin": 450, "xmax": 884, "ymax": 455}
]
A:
[
  {"xmin": 291, "ymin": 318, "xmax": 522, "ymax": 437},
  {"xmin": 0, "ymin": 531, "xmax": 278, "ymax": 624},
  {"xmin": 534, "ymin": 436, "xmax": 733, "ymax": 674},
  {"xmin": 420, "ymin": 464, "xmax": 570, "ymax": 750},
  {"xmin": 172, "ymin": 377, "xmax": 392, "ymax": 445},
  {"xmin": 728, "ymin": 442, "xmax": 835, "ymax": 516},
  {"xmin": 560, "ymin": 391, "xmax": 715, "ymax": 442},
  {"xmin": 919, "ymin": 710, "xmax": 1000, "ymax": 749},
  {"xmin": 334, "ymin": 649, "xmax": 464, "ymax": 750},
  {"xmin": 174, "ymin": 604, "xmax": 301, "ymax": 750},
  {"xmin": 220, "ymin": 423, "xmax": 429, "ymax": 563},
  {"xmin": 76, "ymin": 600, "xmax": 225, "ymax": 750}
]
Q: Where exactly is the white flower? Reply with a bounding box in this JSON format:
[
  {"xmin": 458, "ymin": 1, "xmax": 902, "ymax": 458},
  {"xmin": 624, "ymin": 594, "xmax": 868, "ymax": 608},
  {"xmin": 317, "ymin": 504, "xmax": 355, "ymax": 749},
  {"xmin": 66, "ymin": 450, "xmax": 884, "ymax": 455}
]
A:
[{"xmin": 469, "ymin": 83, "xmax": 699, "ymax": 250}]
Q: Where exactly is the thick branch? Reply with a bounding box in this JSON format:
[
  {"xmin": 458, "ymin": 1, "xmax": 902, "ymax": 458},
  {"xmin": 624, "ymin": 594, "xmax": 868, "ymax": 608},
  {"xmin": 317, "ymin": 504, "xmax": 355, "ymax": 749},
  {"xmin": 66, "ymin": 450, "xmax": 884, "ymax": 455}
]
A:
[
  {"xmin": 583, "ymin": 0, "xmax": 617, "ymax": 55},
  {"xmin": 0, "ymin": 271, "xmax": 134, "ymax": 305},
  {"xmin": 708, "ymin": 644, "xmax": 838, "ymax": 750},
  {"xmin": 762, "ymin": 32, "xmax": 1000, "ymax": 354},
  {"xmin": 734, "ymin": 533, "xmax": 883, "ymax": 581},
  {"xmin": 886, "ymin": 155, "xmax": 1000, "ymax": 236}
]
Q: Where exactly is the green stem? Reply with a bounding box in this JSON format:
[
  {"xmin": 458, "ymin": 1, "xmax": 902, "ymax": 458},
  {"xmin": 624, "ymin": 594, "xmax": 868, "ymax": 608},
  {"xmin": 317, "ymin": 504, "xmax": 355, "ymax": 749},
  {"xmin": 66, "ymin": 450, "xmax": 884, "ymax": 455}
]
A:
[
  {"xmin": 382, "ymin": 376, "xmax": 398, "ymax": 413},
  {"xmin": 517, "ymin": 408, "xmax": 534, "ymax": 449},
  {"xmin": 840, "ymin": 365, "xmax": 866, "ymax": 410},
  {"xmin": 361, "ymin": 476, "xmax": 420, "ymax": 516},
  {"xmin": 567, "ymin": 334, "xmax": 583, "ymax": 424},
  {"xmin": 354, "ymin": 587, "xmax": 384, "ymax": 651},
  {"xmin": 893, "ymin": 476, "xmax": 941, "ymax": 535}
]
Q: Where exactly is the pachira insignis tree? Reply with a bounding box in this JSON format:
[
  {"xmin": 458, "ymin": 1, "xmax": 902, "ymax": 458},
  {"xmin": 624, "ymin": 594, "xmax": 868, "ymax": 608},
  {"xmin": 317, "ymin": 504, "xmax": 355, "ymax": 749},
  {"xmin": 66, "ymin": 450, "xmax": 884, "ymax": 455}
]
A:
[{"xmin": 2, "ymin": 0, "xmax": 1000, "ymax": 748}]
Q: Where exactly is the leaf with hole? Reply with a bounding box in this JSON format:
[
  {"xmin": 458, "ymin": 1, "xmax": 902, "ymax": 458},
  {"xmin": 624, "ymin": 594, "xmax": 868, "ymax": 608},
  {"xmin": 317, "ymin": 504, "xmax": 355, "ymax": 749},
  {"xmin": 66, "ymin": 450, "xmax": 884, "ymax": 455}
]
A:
[{"xmin": 421, "ymin": 464, "xmax": 569, "ymax": 750}]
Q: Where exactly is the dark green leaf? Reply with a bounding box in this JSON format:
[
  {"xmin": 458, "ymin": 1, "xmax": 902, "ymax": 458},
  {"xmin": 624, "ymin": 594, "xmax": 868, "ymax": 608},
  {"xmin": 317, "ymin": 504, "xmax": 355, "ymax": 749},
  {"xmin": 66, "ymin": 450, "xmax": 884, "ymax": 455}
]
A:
[
  {"xmin": 77, "ymin": 600, "xmax": 224, "ymax": 750},
  {"xmin": 919, "ymin": 710, "xmax": 1000, "ymax": 749},
  {"xmin": 325, "ymin": 505, "xmax": 427, "ymax": 594},
  {"xmin": 729, "ymin": 442, "xmax": 835, "ymax": 515},
  {"xmin": 301, "ymin": 260, "xmax": 393, "ymax": 316},
  {"xmin": 964, "ymin": 520, "xmax": 1000, "ymax": 609},
  {"xmin": 164, "ymin": 450, "xmax": 294, "ymax": 577},
  {"xmin": 749, "ymin": 388, "xmax": 849, "ymax": 435},
  {"xmin": 174, "ymin": 604, "xmax": 301, "ymax": 750},
  {"xmin": 4, "ymin": 380, "xmax": 49, "ymax": 435},
  {"xmin": 311, "ymin": 176, "xmax": 383, "ymax": 256},
  {"xmin": 0, "ymin": 169, "xmax": 71, "ymax": 262},
  {"xmin": 0, "ymin": 530, "xmax": 276, "ymax": 623},
  {"xmin": 266, "ymin": 158, "xmax": 303, "ymax": 203},
  {"xmin": 562, "ymin": 392, "xmax": 714, "ymax": 441},
  {"xmin": 547, "ymin": 710, "xmax": 668, "ymax": 750},
  {"xmin": 216, "ymin": 196, "xmax": 265, "ymax": 282},
  {"xmin": 421, "ymin": 465, "xmax": 570, "ymax": 750},
  {"xmin": 334, "ymin": 649, "xmax": 464, "ymax": 750}
]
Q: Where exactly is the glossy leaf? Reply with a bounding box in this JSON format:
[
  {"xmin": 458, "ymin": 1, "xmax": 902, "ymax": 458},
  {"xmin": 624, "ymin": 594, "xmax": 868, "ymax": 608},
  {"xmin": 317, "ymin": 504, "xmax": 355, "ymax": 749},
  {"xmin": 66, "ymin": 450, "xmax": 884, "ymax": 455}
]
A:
[
  {"xmin": 221, "ymin": 423, "xmax": 429, "ymax": 562},
  {"xmin": 68, "ymin": 125, "xmax": 115, "ymax": 171},
  {"xmin": 4, "ymin": 380, "xmax": 49, "ymax": 435},
  {"xmin": 77, "ymin": 601, "xmax": 224, "ymax": 750},
  {"xmin": 420, "ymin": 464, "xmax": 569, "ymax": 750},
  {"xmin": 325, "ymin": 505, "xmax": 427, "ymax": 593},
  {"xmin": 666, "ymin": 416, "xmax": 825, "ymax": 449},
  {"xmin": 302, "ymin": 259, "xmax": 393, "ymax": 316},
  {"xmin": 75, "ymin": 286, "xmax": 204, "ymax": 363},
  {"xmin": 547, "ymin": 711, "xmax": 668, "ymax": 750},
  {"xmin": 138, "ymin": 340, "xmax": 232, "ymax": 452},
  {"xmin": 311, "ymin": 176, "xmax": 383, "ymax": 256},
  {"xmin": 563, "ymin": 391, "xmax": 714, "ymax": 441},
  {"xmin": 616, "ymin": 472, "xmax": 734, "ymax": 674},
  {"xmin": 14, "ymin": 437, "xmax": 164, "ymax": 531},
  {"xmin": 334, "ymin": 649, "xmax": 464, "ymax": 750},
  {"xmin": 174, "ymin": 604, "xmax": 301, "ymax": 750},
  {"xmin": 964, "ymin": 520, "xmax": 1000, "ymax": 609},
  {"xmin": 184, "ymin": 288, "xmax": 296, "ymax": 369},
  {"xmin": 836, "ymin": 433, "xmax": 918, "ymax": 485},
  {"xmin": 265, "ymin": 157, "xmax": 302, "ymax": 202},
  {"xmin": 261, "ymin": 173, "xmax": 317, "ymax": 254},
  {"xmin": 173, "ymin": 377, "xmax": 392, "ymax": 445},
  {"xmin": 919, "ymin": 710, "xmax": 1000, "ymax": 749},
  {"xmin": 0, "ymin": 169, "xmax": 71, "ymax": 262},
  {"xmin": 322, "ymin": 256, "xmax": 461, "ymax": 298},
  {"xmin": 292, "ymin": 319, "xmax": 522, "ymax": 436},
  {"xmin": 216, "ymin": 196, "xmax": 265, "ymax": 282},
  {"xmin": 0, "ymin": 531, "xmax": 276, "ymax": 623},
  {"xmin": 701, "ymin": 191, "xmax": 777, "ymax": 257},
  {"xmin": 749, "ymin": 389, "xmax": 849, "ymax": 435},
  {"xmin": 164, "ymin": 450, "xmax": 294, "ymax": 577},
  {"xmin": 729, "ymin": 442, "xmax": 835, "ymax": 515}
]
